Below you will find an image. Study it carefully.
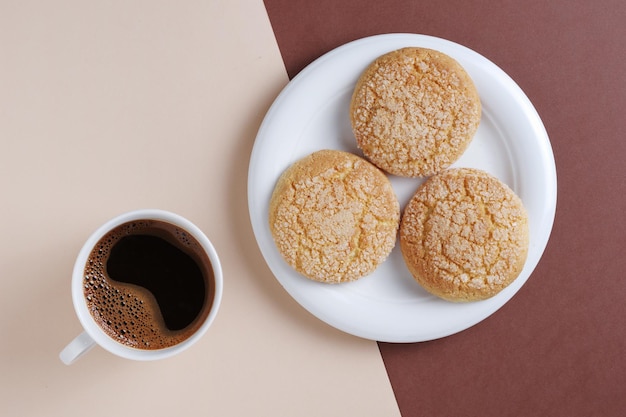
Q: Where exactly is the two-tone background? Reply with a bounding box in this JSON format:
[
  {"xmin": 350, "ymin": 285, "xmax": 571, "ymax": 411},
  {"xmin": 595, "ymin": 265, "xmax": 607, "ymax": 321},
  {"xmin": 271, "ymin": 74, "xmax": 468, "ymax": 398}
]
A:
[{"xmin": 1, "ymin": 1, "xmax": 624, "ymax": 415}]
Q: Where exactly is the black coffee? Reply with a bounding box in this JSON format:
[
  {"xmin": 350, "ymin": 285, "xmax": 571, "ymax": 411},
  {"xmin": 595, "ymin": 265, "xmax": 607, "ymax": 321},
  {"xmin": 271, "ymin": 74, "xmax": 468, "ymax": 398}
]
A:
[{"xmin": 83, "ymin": 220, "xmax": 214, "ymax": 350}]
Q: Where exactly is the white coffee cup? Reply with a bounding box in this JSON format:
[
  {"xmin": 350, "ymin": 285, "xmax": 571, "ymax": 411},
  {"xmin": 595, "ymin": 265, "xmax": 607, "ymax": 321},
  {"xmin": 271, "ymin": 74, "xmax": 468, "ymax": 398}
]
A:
[{"xmin": 60, "ymin": 209, "xmax": 223, "ymax": 365}]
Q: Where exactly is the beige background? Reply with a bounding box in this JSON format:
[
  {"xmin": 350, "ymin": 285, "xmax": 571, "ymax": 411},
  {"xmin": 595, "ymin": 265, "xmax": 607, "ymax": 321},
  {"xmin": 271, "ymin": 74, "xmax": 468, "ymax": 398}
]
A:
[{"xmin": 0, "ymin": 1, "xmax": 400, "ymax": 415}]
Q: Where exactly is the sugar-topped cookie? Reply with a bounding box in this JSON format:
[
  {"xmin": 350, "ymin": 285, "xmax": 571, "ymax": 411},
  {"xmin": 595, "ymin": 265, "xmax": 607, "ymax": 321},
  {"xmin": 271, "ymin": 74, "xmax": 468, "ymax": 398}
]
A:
[
  {"xmin": 350, "ymin": 47, "xmax": 481, "ymax": 177},
  {"xmin": 400, "ymin": 168, "xmax": 528, "ymax": 301},
  {"xmin": 269, "ymin": 149, "xmax": 400, "ymax": 283}
]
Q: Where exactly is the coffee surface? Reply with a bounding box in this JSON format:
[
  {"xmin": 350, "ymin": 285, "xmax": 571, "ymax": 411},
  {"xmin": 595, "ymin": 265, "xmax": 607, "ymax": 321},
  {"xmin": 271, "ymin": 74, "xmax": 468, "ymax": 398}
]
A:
[{"xmin": 83, "ymin": 220, "xmax": 214, "ymax": 350}]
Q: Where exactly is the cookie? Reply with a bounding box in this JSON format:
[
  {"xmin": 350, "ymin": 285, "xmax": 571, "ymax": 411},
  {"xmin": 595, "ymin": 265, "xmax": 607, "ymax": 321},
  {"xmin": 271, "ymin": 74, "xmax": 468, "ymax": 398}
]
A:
[
  {"xmin": 269, "ymin": 149, "xmax": 400, "ymax": 283},
  {"xmin": 350, "ymin": 47, "xmax": 481, "ymax": 177},
  {"xmin": 399, "ymin": 168, "xmax": 528, "ymax": 301}
]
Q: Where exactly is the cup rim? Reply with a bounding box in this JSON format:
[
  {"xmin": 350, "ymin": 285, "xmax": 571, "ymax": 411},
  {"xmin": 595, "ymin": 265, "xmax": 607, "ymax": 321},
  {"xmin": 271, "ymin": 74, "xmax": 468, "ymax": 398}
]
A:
[{"xmin": 71, "ymin": 209, "xmax": 223, "ymax": 361}]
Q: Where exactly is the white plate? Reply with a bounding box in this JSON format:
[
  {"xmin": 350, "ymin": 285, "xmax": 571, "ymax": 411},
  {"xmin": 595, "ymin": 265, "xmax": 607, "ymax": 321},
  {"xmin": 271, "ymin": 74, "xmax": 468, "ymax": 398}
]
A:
[{"xmin": 248, "ymin": 34, "xmax": 557, "ymax": 343}]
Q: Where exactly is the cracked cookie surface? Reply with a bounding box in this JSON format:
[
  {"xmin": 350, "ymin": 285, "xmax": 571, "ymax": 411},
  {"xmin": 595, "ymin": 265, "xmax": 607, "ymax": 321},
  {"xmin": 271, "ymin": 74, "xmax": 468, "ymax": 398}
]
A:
[
  {"xmin": 399, "ymin": 168, "xmax": 529, "ymax": 301},
  {"xmin": 350, "ymin": 47, "xmax": 481, "ymax": 177},
  {"xmin": 269, "ymin": 149, "xmax": 400, "ymax": 283}
]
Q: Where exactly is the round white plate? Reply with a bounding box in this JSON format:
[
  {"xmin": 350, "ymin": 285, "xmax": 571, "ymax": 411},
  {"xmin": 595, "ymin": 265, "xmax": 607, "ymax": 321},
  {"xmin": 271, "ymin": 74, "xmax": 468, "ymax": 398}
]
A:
[{"xmin": 248, "ymin": 34, "xmax": 557, "ymax": 343}]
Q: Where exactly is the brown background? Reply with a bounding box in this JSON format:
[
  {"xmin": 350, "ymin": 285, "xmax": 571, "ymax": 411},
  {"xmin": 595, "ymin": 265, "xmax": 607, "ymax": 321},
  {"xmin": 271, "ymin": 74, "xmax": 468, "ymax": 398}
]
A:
[{"xmin": 263, "ymin": 0, "xmax": 626, "ymax": 415}]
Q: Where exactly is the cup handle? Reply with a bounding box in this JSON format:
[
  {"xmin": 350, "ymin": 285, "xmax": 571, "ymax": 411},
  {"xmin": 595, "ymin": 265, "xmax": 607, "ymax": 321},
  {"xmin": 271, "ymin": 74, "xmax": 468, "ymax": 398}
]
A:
[{"xmin": 60, "ymin": 331, "xmax": 96, "ymax": 365}]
